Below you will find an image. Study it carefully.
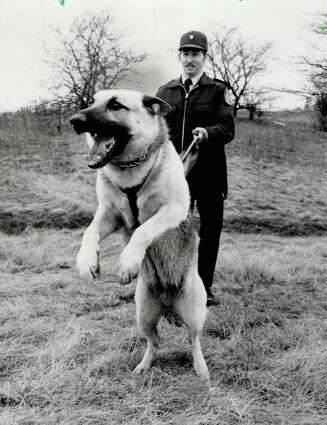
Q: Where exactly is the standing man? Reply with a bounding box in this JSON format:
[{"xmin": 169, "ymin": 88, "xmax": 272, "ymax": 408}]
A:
[{"xmin": 156, "ymin": 31, "xmax": 235, "ymax": 306}]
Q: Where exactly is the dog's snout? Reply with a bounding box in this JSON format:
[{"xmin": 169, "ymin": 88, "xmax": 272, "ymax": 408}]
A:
[
  {"xmin": 70, "ymin": 113, "xmax": 87, "ymax": 125},
  {"xmin": 70, "ymin": 113, "xmax": 88, "ymax": 134}
]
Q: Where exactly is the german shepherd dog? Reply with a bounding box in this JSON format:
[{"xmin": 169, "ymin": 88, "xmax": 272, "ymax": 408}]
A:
[{"xmin": 70, "ymin": 89, "xmax": 209, "ymax": 381}]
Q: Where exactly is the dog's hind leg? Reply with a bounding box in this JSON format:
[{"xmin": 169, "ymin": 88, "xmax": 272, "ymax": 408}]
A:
[
  {"xmin": 133, "ymin": 277, "xmax": 162, "ymax": 374},
  {"xmin": 175, "ymin": 275, "xmax": 210, "ymax": 382}
]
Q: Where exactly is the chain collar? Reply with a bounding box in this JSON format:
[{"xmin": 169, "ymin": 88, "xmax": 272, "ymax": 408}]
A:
[{"xmin": 116, "ymin": 149, "xmax": 150, "ymax": 169}]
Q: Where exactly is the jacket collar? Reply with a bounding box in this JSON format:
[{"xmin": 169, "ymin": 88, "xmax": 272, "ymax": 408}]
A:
[
  {"xmin": 182, "ymin": 72, "xmax": 203, "ymax": 86},
  {"xmin": 165, "ymin": 72, "xmax": 215, "ymax": 88}
]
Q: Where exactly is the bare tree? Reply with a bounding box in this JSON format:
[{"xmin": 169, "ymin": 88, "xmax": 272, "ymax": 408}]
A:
[
  {"xmin": 301, "ymin": 12, "xmax": 327, "ymax": 74},
  {"xmin": 45, "ymin": 12, "xmax": 147, "ymax": 109},
  {"xmin": 300, "ymin": 12, "xmax": 327, "ymax": 131},
  {"xmin": 242, "ymin": 88, "xmax": 275, "ymax": 121},
  {"xmin": 310, "ymin": 72, "xmax": 327, "ymax": 131},
  {"xmin": 206, "ymin": 27, "xmax": 272, "ymax": 117}
]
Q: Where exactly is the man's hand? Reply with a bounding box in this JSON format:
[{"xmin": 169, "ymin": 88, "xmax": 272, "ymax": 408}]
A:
[{"xmin": 192, "ymin": 127, "xmax": 208, "ymax": 143}]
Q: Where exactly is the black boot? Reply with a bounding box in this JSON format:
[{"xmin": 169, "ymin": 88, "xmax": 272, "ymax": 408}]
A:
[{"xmin": 206, "ymin": 287, "xmax": 220, "ymax": 306}]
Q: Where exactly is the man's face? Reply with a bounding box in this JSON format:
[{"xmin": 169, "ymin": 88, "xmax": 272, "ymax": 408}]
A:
[{"xmin": 178, "ymin": 48, "xmax": 206, "ymax": 78}]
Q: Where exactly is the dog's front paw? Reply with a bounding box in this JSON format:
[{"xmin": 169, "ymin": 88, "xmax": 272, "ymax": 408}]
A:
[
  {"xmin": 118, "ymin": 248, "xmax": 143, "ymax": 285},
  {"xmin": 76, "ymin": 248, "xmax": 100, "ymax": 280}
]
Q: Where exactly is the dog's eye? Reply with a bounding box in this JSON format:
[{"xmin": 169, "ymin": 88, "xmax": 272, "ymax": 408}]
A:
[
  {"xmin": 107, "ymin": 98, "xmax": 128, "ymax": 111},
  {"xmin": 111, "ymin": 102, "xmax": 123, "ymax": 110}
]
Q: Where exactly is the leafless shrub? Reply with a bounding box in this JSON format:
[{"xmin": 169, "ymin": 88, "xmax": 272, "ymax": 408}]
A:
[
  {"xmin": 206, "ymin": 27, "xmax": 273, "ymax": 118},
  {"xmin": 44, "ymin": 12, "xmax": 147, "ymax": 109},
  {"xmin": 300, "ymin": 11, "xmax": 327, "ymax": 132}
]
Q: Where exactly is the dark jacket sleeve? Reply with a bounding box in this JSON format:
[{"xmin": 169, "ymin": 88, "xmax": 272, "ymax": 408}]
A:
[{"xmin": 205, "ymin": 85, "xmax": 235, "ymax": 146}]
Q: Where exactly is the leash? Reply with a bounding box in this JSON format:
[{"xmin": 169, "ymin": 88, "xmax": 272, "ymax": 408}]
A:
[
  {"xmin": 180, "ymin": 135, "xmax": 200, "ymax": 176},
  {"xmin": 180, "ymin": 135, "xmax": 199, "ymax": 162}
]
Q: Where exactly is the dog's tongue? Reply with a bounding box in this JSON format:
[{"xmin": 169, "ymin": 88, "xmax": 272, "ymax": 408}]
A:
[{"xmin": 88, "ymin": 138, "xmax": 117, "ymax": 169}]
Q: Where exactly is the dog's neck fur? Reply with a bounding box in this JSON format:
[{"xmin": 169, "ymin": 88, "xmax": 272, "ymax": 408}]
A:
[{"xmin": 100, "ymin": 118, "xmax": 169, "ymax": 191}]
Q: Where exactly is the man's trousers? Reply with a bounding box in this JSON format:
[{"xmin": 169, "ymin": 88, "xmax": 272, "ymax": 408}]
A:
[{"xmin": 195, "ymin": 192, "xmax": 224, "ymax": 291}]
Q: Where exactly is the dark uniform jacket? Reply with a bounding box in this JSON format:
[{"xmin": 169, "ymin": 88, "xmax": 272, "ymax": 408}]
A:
[{"xmin": 156, "ymin": 73, "xmax": 234, "ymax": 198}]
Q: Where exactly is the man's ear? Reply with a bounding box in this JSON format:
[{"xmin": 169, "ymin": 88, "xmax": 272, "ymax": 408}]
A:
[{"xmin": 142, "ymin": 95, "xmax": 172, "ymax": 116}]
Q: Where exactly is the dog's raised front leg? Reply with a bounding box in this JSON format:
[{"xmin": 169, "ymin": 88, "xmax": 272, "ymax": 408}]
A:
[
  {"xmin": 76, "ymin": 205, "xmax": 118, "ymax": 280},
  {"xmin": 119, "ymin": 203, "xmax": 187, "ymax": 285}
]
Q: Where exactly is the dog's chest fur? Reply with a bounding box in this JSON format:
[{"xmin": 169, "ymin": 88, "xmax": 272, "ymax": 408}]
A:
[
  {"xmin": 142, "ymin": 214, "xmax": 195, "ymax": 305},
  {"xmin": 139, "ymin": 194, "xmax": 195, "ymax": 299},
  {"xmin": 99, "ymin": 139, "xmax": 193, "ymax": 301},
  {"xmin": 118, "ymin": 192, "xmax": 195, "ymax": 303}
]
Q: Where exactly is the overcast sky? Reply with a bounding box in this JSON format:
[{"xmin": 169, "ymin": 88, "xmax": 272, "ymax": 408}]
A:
[{"xmin": 0, "ymin": 0, "xmax": 325, "ymax": 112}]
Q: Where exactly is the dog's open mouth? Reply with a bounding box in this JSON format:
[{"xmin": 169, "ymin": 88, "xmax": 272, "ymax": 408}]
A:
[
  {"xmin": 71, "ymin": 122, "xmax": 131, "ymax": 169},
  {"xmin": 70, "ymin": 111, "xmax": 132, "ymax": 168},
  {"xmin": 87, "ymin": 134, "xmax": 120, "ymax": 169},
  {"xmin": 87, "ymin": 127, "xmax": 132, "ymax": 169}
]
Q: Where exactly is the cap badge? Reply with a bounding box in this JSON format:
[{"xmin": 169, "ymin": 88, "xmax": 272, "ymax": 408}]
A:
[{"xmin": 189, "ymin": 34, "xmax": 194, "ymax": 39}]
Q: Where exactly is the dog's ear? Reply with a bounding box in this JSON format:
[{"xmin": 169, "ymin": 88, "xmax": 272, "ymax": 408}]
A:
[{"xmin": 142, "ymin": 95, "xmax": 171, "ymax": 116}]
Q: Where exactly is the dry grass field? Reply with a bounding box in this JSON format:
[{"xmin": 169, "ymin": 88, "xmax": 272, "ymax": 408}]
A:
[{"xmin": 0, "ymin": 110, "xmax": 326, "ymax": 424}]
